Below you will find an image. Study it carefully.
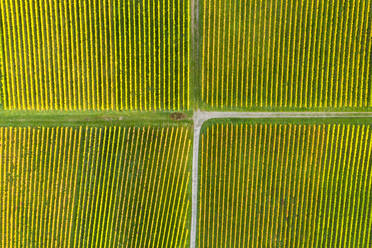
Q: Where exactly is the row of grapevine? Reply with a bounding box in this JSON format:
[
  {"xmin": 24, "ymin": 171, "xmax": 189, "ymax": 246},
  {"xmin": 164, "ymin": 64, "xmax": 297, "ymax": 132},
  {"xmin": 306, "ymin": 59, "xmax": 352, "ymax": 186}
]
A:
[
  {"xmin": 0, "ymin": 125, "xmax": 191, "ymax": 247},
  {"xmin": 199, "ymin": 120, "xmax": 372, "ymax": 247},
  {"xmin": 0, "ymin": 24, "xmax": 2, "ymax": 109},
  {"xmin": 201, "ymin": 0, "xmax": 372, "ymax": 110},
  {"xmin": 0, "ymin": 0, "xmax": 190, "ymax": 111},
  {"xmin": 0, "ymin": 16, "xmax": 3, "ymax": 109}
]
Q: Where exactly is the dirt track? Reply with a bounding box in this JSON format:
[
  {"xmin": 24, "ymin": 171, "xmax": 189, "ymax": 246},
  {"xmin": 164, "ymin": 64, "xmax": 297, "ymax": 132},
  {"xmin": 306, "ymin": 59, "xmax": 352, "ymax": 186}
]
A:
[{"xmin": 190, "ymin": 110, "xmax": 372, "ymax": 248}]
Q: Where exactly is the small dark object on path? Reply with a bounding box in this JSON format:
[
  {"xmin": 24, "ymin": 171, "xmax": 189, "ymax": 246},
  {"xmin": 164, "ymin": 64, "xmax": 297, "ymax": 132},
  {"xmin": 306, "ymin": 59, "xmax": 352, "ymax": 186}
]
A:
[{"xmin": 170, "ymin": 112, "xmax": 187, "ymax": 120}]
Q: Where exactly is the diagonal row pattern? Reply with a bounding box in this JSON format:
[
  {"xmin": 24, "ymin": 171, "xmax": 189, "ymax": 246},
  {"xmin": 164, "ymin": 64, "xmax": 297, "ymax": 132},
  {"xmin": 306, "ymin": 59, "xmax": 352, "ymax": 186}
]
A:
[
  {"xmin": 199, "ymin": 120, "xmax": 372, "ymax": 247},
  {"xmin": 0, "ymin": 125, "xmax": 191, "ymax": 247}
]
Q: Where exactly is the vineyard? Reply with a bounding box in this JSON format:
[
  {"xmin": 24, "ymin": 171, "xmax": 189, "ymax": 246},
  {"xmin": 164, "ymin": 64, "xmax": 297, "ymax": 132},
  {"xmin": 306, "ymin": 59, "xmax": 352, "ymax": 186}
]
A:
[
  {"xmin": 1, "ymin": 0, "xmax": 372, "ymax": 247},
  {"xmin": 198, "ymin": 119, "xmax": 372, "ymax": 247},
  {"xmin": 200, "ymin": 0, "xmax": 372, "ymax": 110},
  {"xmin": 0, "ymin": 0, "xmax": 190, "ymax": 111},
  {"xmin": 0, "ymin": 125, "xmax": 192, "ymax": 247}
]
